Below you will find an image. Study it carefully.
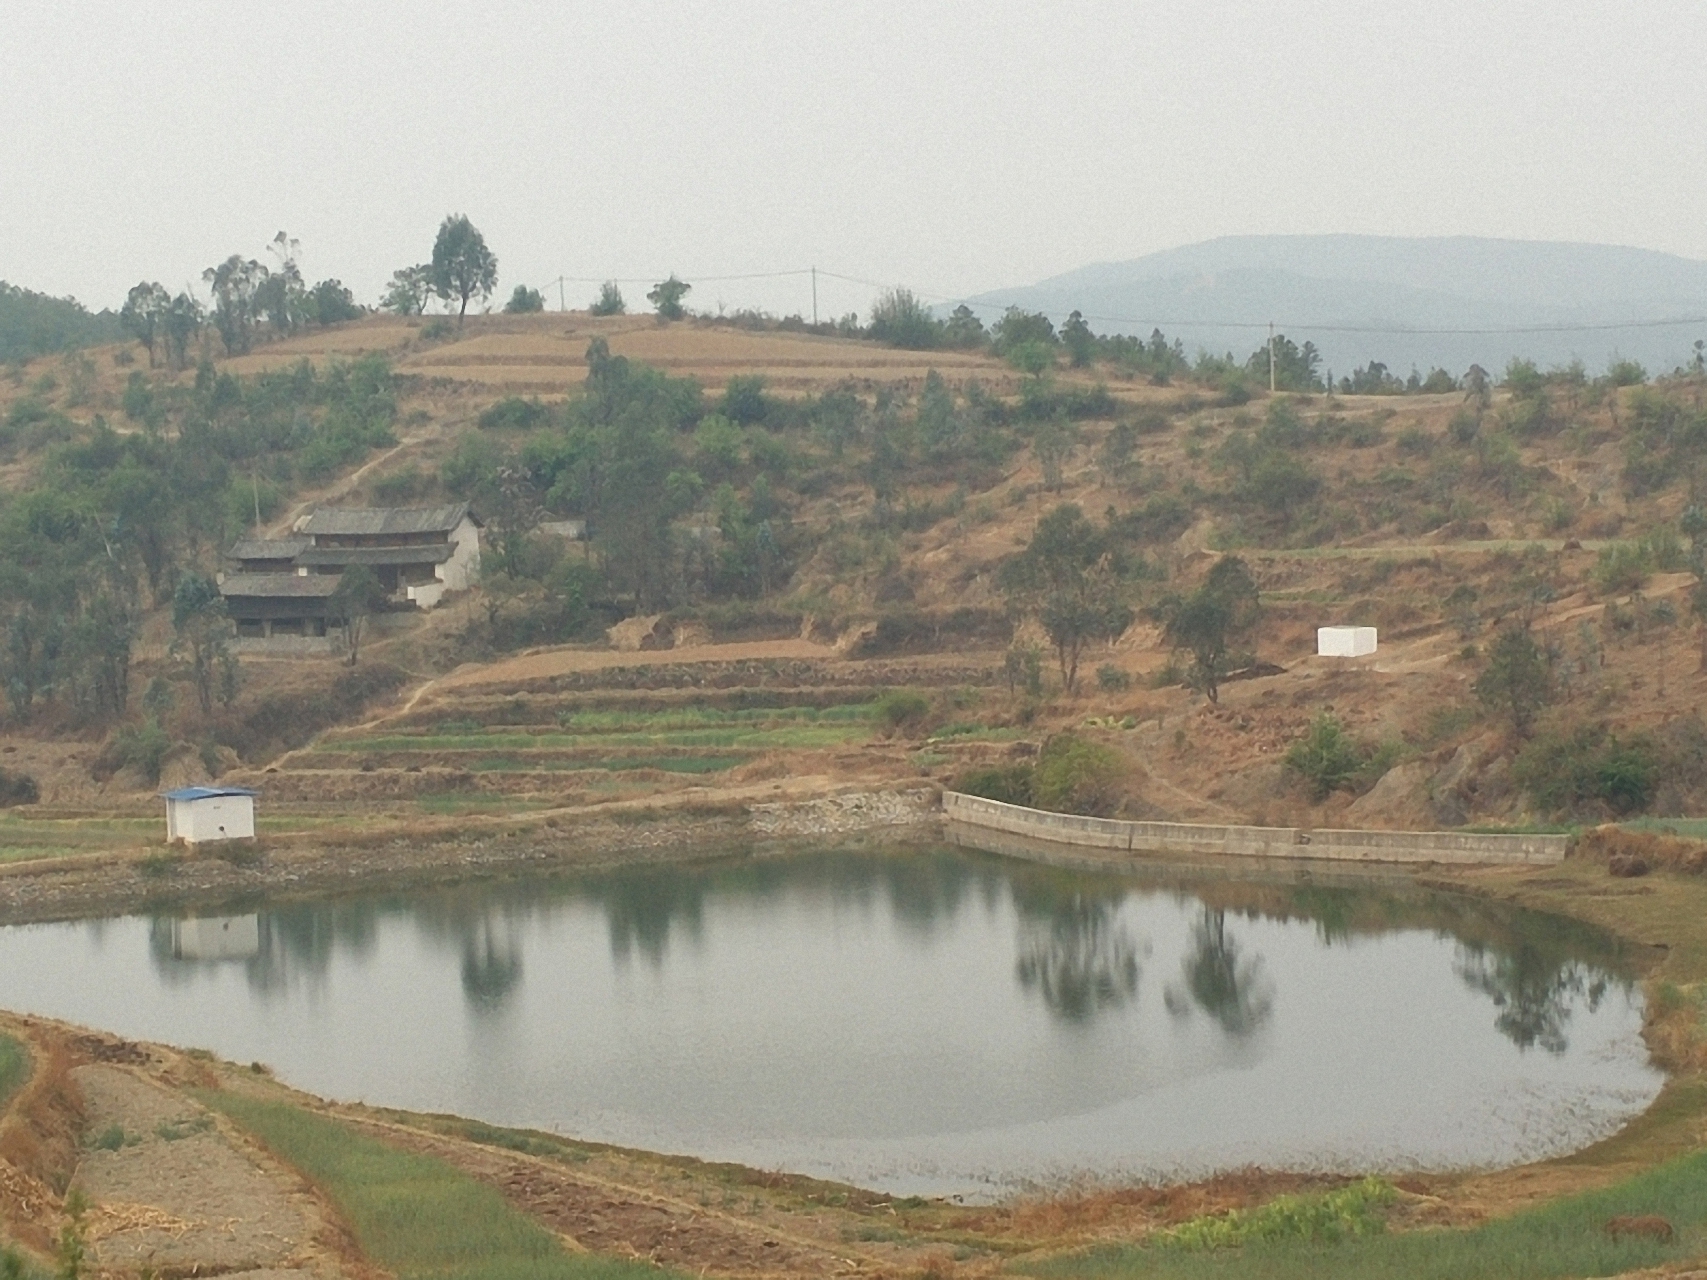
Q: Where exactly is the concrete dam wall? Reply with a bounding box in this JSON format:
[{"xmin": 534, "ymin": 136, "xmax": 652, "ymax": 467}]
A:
[{"xmin": 941, "ymin": 791, "xmax": 1569, "ymax": 866}]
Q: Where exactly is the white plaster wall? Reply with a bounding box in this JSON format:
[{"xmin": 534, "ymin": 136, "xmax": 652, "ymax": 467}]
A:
[
  {"xmin": 435, "ymin": 516, "xmax": 482, "ymax": 596},
  {"xmin": 408, "ymin": 581, "xmax": 446, "ymax": 609},
  {"xmin": 171, "ymin": 795, "xmax": 255, "ymax": 843}
]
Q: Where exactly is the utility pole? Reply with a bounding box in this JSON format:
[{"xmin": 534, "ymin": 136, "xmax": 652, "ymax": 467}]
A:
[
  {"xmin": 1268, "ymin": 321, "xmax": 1276, "ymax": 393},
  {"xmin": 252, "ymin": 470, "xmax": 262, "ymax": 533},
  {"xmin": 811, "ymin": 266, "xmax": 818, "ymax": 326},
  {"xmin": 558, "ymin": 277, "xmax": 566, "ymax": 313}
]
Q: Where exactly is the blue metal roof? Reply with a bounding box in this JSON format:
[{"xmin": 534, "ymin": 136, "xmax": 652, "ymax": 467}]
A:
[{"xmin": 161, "ymin": 786, "xmax": 260, "ymax": 802}]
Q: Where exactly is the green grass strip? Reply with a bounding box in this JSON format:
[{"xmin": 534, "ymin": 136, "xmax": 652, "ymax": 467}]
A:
[
  {"xmin": 463, "ymin": 754, "xmax": 747, "ymax": 775},
  {"xmin": 1023, "ymin": 1150, "xmax": 1707, "ymax": 1280},
  {"xmin": 1624, "ymin": 816, "xmax": 1707, "ymax": 840},
  {"xmin": 0, "ymin": 846, "xmax": 93, "ymax": 864},
  {"xmin": 202, "ymin": 1092, "xmax": 677, "ymax": 1280},
  {"xmin": 0, "ymin": 1033, "xmax": 28, "ymax": 1112},
  {"xmin": 316, "ymin": 724, "xmax": 868, "ymax": 752}
]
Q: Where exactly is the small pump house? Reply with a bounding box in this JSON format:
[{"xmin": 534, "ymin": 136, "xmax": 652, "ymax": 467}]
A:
[
  {"xmin": 162, "ymin": 785, "xmax": 258, "ymax": 846},
  {"xmin": 1317, "ymin": 626, "xmax": 1378, "ymax": 657}
]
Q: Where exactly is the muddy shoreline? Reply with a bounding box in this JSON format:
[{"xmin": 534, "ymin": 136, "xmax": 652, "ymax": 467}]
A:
[{"xmin": 0, "ymin": 789, "xmax": 943, "ymax": 926}]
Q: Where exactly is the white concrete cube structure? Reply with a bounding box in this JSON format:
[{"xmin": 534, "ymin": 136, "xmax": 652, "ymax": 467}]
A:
[
  {"xmin": 1317, "ymin": 626, "xmax": 1378, "ymax": 657},
  {"xmin": 162, "ymin": 785, "xmax": 259, "ymax": 845}
]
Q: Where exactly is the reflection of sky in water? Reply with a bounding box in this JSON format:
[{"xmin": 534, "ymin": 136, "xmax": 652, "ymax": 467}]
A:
[{"xmin": 0, "ymin": 848, "xmax": 1663, "ymax": 1200}]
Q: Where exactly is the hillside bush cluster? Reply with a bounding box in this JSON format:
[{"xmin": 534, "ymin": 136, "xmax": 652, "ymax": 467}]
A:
[
  {"xmin": 1283, "ymin": 713, "xmax": 1400, "ymax": 801},
  {"xmin": 216, "ymin": 664, "xmax": 409, "ymax": 763},
  {"xmin": 874, "ymin": 689, "xmax": 930, "ymax": 731},
  {"xmin": 1509, "ymin": 714, "xmax": 1707, "ymax": 819},
  {"xmin": 1514, "ymin": 724, "xmax": 1661, "ymax": 817},
  {"xmin": 1160, "ymin": 1177, "xmax": 1396, "ymax": 1251},
  {"xmin": 0, "ymin": 768, "xmax": 39, "ymax": 806},
  {"xmin": 956, "ymin": 732, "xmax": 1126, "ymax": 817}
]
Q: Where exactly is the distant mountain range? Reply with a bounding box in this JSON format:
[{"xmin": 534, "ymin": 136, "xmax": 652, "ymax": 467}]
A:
[{"xmin": 959, "ymin": 236, "xmax": 1707, "ymax": 378}]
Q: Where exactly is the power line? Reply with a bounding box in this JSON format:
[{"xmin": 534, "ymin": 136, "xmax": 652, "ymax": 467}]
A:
[
  {"xmin": 541, "ymin": 269, "xmax": 815, "ymax": 286},
  {"xmin": 534, "ymin": 265, "xmax": 1707, "ymax": 337}
]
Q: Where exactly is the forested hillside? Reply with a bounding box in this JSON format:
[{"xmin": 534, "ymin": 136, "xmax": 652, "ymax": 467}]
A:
[{"xmin": 0, "ymin": 281, "xmax": 123, "ymax": 364}]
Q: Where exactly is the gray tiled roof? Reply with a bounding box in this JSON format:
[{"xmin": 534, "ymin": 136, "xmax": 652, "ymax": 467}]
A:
[
  {"xmin": 300, "ymin": 502, "xmax": 474, "ymax": 536},
  {"xmin": 296, "ymin": 545, "xmax": 454, "ymax": 567},
  {"xmin": 218, "ymin": 573, "xmax": 343, "ymax": 599},
  {"xmin": 227, "ymin": 537, "xmax": 310, "ymax": 561}
]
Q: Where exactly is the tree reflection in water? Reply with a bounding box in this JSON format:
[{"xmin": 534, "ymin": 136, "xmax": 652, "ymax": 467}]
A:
[
  {"xmin": 595, "ymin": 869, "xmax": 710, "ymax": 969},
  {"xmin": 1454, "ymin": 942, "xmax": 1610, "ymax": 1055},
  {"xmin": 1011, "ymin": 880, "xmax": 1142, "ymax": 1023},
  {"xmin": 459, "ymin": 920, "xmax": 523, "ymax": 1013},
  {"xmin": 137, "ymin": 849, "xmax": 1637, "ymax": 1043},
  {"xmin": 410, "ymin": 896, "xmax": 530, "ymax": 1015},
  {"xmin": 1165, "ymin": 907, "xmax": 1274, "ymax": 1036},
  {"xmin": 590, "ymin": 850, "xmax": 1001, "ymax": 967}
]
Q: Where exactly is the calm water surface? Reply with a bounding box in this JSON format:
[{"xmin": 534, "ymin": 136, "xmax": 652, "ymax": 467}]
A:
[{"xmin": 0, "ymin": 845, "xmax": 1662, "ymax": 1199}]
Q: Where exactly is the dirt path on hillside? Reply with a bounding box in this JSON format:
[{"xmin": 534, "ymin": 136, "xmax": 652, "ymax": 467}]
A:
[{"xmin": 269, "ymin": 435, "xmax": 434, "ymax": 537}]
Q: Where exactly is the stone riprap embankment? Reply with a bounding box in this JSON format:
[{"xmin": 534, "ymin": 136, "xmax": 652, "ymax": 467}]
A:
[
  {"xmin": 942, "ymin": 791, "xmax": 1569, "ymax": 866},
  {"xmin": 749, "ymin": 789, "xmax": 937, "ymax": 838}
]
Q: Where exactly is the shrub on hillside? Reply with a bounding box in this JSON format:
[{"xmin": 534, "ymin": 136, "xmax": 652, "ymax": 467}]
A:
[
  {"xmin": 503, "ymin": 285, "xmax": 545, "ymax": 314},
  {"xmin": 1031, "ymin": 732, "xmax": 1125, "ymax": 817},
  {"xmin": 0, "ymin": 768, "xmax": 39, "ymax": 807},
  {"xmin": 370, "ymin": 465, "xmax": 435, "ymax": 505},
  {"xmin": 1514, "ymin": 723, "xmax": 1660, "ymax": 817},
  {"xmin": 722, "ymin": 375, "xmax": 770, "ymax": 425},
  {"xmin": 1577, "ymin": 826, "xmax": 1707, "ymax": 875},
  {"xmin": 689, "ymin": 601, "xmax": 805, "ymax": 642},
  {"xmin": 1283, "ymin": 712, "xmax": 1397, "ymax": 801},
  {"xmin": 1474, "ymin": 624, "xmax": 1554, "ymax": 737},
  {"xmin": 846, "ymin": 608, "xmax": 1013, "ymax": 658},
  {"xmin": 874, "ymin": 689, "xmax": 930, "ymax": 732},
  {"xmin": 1003, "ymin": 644, "xmax": 1044, "ymax": 696},
  {"xmin": 954, "ymin": 765, "xmax": 1034, "ymax": 807},
  {"xmin": 105, "ymin": 719, "xmax": 173, "ymax": 785},
  {"xmin": 868, "ymin": 289, "xmax": 941, "ymax": 350},
  {"xmin": 467, "ymin": 565, "xmax": 612, "ymax": 655},
  {"xmin": 1593, "ymin": 541, "xmax": 1652, "ymax": 597},
  {"xmin": 478, "ymin": 397, "xmax": 551, "ymax": 431},
  {"xmin": 220, "ymin": 663, "xmax": 409, "ymax": 762}
]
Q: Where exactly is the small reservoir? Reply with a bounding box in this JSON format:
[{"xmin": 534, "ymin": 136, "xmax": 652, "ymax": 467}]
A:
[{"xmin": 0, "ymin": 845, "xmax": 1662, "ymax": 1200}]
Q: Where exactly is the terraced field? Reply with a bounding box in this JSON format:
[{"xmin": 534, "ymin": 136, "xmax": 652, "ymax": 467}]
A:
[
  {"xmin": 223, "ymin": 650, "xmax": 1009, "ymax": 821},
  {"xmin": 0, "ymin": 812, "xmax": 159, "ymax": 863},
  {"xmin": 307, "ymin": 703, "xmax": 875, "ymax": 774},
  {"xmin": 252, "ymin": 684, "xmax": 904, "ymax": 813}
]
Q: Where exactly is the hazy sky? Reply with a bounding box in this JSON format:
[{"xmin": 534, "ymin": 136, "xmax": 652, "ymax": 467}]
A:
[{"xmin": 6, "ymin": 1, "xmax": 1706, "ymax": 318}]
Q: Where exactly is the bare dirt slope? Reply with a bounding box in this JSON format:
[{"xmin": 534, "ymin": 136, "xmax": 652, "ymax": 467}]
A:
[
  {"xmin": 72, "ymin": 1063, "xmax": 340, "ymax": 1277},
  {"xmin": 0, "ymin": 1015, "xmax": 364, "ymax": 1279}
]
